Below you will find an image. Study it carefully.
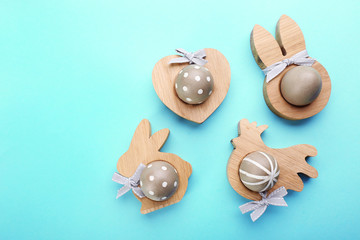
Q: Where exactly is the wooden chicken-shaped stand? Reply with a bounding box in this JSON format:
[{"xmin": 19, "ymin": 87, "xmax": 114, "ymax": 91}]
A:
[
  {"xmin": 116, "ymin": 119, "xmax": 192, "ymax": 214},
  {"xmin": 227, "ymin": 119, "xmax": 318, "ymax": 201}
]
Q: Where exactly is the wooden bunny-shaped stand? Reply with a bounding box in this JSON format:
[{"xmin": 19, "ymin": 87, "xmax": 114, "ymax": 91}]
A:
[
  {"xmin": 251, "ymin": 15, "xmax": 331, "ymax": 120},
  {"xmin": 227, "ymin": 119, "xmax": 318, "ymax": 201},
  {"xmin": 116, "ymin": 119, "xmax": 192, "ymax": 214}
]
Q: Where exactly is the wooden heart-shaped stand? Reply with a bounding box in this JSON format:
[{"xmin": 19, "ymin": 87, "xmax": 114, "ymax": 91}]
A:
[
  {"xmin": 227, "ymin": 119, "xmax": 318, "ymax": 201},
  {"xmin": 152, "ymin": 48, "xmax": 231, "ymax": 124},
  {"xmin": 251, "ymin": 15, "xmax": 331, "ymax": 120},
  {"xmin": 116, "ymin": 119, "xmax": 192, "ymax": 214}
]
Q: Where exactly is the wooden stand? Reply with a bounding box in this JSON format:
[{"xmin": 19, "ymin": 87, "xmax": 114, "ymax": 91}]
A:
[
  {"xmin": 250, "ymin": 15, "xmax": 331, "ymax": 120},
  {"xmin": 152, "ymin": 48, "xmax": 231, "ymax": 123},
  {"xmin": 227, "ymin": 119, "xmax": 318, "ymax": 201},
  {"xmin": 116, "ymin": 119, "xmax": 192, "ymax": 214}
]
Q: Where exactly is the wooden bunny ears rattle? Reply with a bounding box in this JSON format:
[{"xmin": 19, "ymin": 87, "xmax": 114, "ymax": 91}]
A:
[
  {"xmin": 152, "ymin": 48, "xmax": 231, "ymax": 123},
  {"xmin": 112, "ymin": 119, "xmax": 192, "ymax": 214},
  {"xmin": 227, "ymin": 119, "xmax": 318, "ymax": 221},
  {"xmin": 251, "ymin": 15, "xmax": 331, "ymax": 120}
]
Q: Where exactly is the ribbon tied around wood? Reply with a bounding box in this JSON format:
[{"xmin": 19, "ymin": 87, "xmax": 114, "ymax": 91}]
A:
[
  {"xmin": 239, "ymin": 186, "xmax": 288, "ymax": 222},
  {"xmin": 112, "ymin": 163, "xmax": 146, "ymax": 199},
  {"xmin": 168, "ymin": 48, "xmax": 208, "ymax": 66},
  {"xmin": 263, "ymin": 50, "xmax": 315, "ymax": 82}
]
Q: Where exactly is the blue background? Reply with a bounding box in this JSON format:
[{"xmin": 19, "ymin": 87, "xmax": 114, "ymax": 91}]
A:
[{"xmin": 0, "ymin": 0, "xmax": 359, "ymax": 239}]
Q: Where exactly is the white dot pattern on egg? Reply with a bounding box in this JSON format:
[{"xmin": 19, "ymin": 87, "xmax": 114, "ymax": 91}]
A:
[
  {"xmin": 175, "ymin": 64, "xmax": 214, "ymax": 105},
  {"xmin": 140, "ymin": 161, "xmax": 179, "ymax": 202}
]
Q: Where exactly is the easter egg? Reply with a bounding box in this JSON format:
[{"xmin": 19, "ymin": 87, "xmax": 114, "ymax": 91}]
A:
[
  {"xmin": 239, "ymin": 151, "xmax": 280, "ymax": 193},
  {"xmin": 175, "ymin": 64, "xmax": 214, "ymax": 104},
  {"xmin": 140, "ymin": 161, "xmax": 179, "ymax": 201},
  {"xmin": 280, "ymin": 66, "xmax": 322, "ymax": 106}
]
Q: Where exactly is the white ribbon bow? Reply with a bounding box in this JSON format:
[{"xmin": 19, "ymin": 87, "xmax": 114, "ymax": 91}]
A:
[
  {"xmin": 168, "ymin": 48, "xmax": 208, "ymax": 66},
  {"xmin": 263, "ymin": 50, "xmax": 315, "ymax": 83},
  {"xmin": 112, "ymin": 164, "xmax": 146, "ymax": 199},
  {"xmin": 239, "ymin": 187, "xmax": 288, "ymax": 222}
]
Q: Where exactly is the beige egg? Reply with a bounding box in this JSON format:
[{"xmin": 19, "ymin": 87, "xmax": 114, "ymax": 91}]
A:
[
  {"xmin": 239, "ymin": 151, "xmax": 280, "ymax": 193},
  {"xmin": 175, "ymin": 65, "xmax": 214, "ymax": 104},
  {"xmin": 140, "ymin": 161, "xmax": 179, "ymax": 201},
  {"xmin": 281, "ymin": 66, "xmax": 322, "ymax": 106}
]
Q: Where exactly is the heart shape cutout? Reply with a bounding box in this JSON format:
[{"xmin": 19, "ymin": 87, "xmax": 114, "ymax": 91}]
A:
[{"xmin": 152, "ymin": 48, "xmax": 231, "ymax": 123}]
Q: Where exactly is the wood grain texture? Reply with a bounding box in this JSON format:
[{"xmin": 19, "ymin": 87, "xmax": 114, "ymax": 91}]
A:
[
  {"xmin": 116, "ymin": 119, "xmax": 192, "ymax": 214},
  {"xmin": 227, "ymin": 119, "xmax": 318, "ymax": 201},
  {"xmin": 152, "ymin": 48, "xmax": 231, "ymax": 123},
  {"xmin": 250, "ymin": 15, "xmax": 331, "ymax": 120}
]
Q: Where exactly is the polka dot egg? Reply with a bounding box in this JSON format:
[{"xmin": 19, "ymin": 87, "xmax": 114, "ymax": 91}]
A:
[
  {"xmin": 140, "ymin": 161, "xmax": 179, "ymax": 201},
  {"xmin": 239, "ymin": 151, "xmax": 280, "ymax": 193},
  {"xmin": 175, "ymin": 64, "xmax": 214, "ymax": 104}
]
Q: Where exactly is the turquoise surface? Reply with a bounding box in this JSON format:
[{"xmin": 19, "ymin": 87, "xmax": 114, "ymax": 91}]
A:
[{"xmin": 0, "ymin": 0, "xmax": 359, "ymax": 239}]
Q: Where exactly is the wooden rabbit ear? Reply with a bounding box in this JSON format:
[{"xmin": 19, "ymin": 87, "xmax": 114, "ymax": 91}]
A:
[
  {"xmin": 275, "ymin": 15, "xmax": 306, "ymax": 57},
  {"xmin": 150, "ymin": 128, "xmax": 170, "ymax": 150},
  {"xmin": 251, "ymin": 24, "xmax": 283, "ymax": 69},
  {"xmin": 129, "ymin": 119, "xmax": 151, "ymax": 147}
]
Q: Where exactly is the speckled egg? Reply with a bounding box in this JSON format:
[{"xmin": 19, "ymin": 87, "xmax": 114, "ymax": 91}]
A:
[
  {"xmin": 140, "ymin": 161, "xmax": 179, "ymax": 201},
  {"xmin": 239, "ymin": 151, "xmax": 280, "ymax": 193},
  {"xmin": 175, "ymin": 64, "xmax": 214, "ymax": 104},
  {"xmin": 281, "ymin": 66, "xmax": 322, "ymax": 106}
]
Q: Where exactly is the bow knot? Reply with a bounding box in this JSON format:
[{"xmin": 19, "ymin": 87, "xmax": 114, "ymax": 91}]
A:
[
  {"xmin": 239, "ymin": 187, "xmax": 288, "ymax": 222},
  {"xmin": 112, "ymin": 164, "xmax": 146, "ymax": 199},
  {"xmin": 129, "ymin": 178, "xmax": 139, "ymax": 188},
  {"xmin": 258, "ymin": 199, "xmax": 269, "ymax": 206},
  {"xmin": 282, "ymin": 58, "xmax": 294, "ymax": 65},
  {"xmin": 168, "ymin": 48, "xmax": 208, "ymax": 66},
  {"xmin": 262, "ymin": 50, "xmax": 316, "ymax": 83}
]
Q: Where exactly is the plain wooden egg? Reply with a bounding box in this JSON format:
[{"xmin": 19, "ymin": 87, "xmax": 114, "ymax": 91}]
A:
[
  {"xmin": 239, "ymin": 151, "xmax": 280, "ymax": 193},
  {"xmin": 140, "ymin": 161, "xmax": 179, "ymax": 201},
  {"xmin": 175, "ymin": 65, "xmax": 214, "ymax": 104},
  {"xmin": 280, "ymin": 66, "xmax": 322, "ymax": 106}
]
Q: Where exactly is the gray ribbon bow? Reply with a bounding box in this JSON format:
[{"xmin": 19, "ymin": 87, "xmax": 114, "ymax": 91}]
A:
[
  {"xmin": 239, "ymin": 187, "xmax": 288, "ymax": 222},
  {"xmin": 112, "ymin": 164, "xmax": 146, "ymax": 199},
  {"xmin": 168, "ymin": 48, "xmax": 208, "ymax": 65},
  {"xmin": 263, "ymin": 50, "xmax": 315, "ymax": 83}
]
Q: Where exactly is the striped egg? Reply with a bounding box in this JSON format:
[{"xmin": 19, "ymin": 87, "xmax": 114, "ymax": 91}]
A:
[{"xmin": 239, "ymin": 151, "xmax": 280, "ymax": 192}]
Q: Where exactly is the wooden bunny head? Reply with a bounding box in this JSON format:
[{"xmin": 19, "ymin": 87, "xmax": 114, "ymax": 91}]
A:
[
  {"xmin": 250, "ymin": 15, "xmax": 331, "ymax": 120},
  {"xmin": 227, "ymin": 119, "xmax": 318, "ymax": 201},
  {"xmin": 117, "ymin": 119, "xmax": 192, "ymax": 214}
]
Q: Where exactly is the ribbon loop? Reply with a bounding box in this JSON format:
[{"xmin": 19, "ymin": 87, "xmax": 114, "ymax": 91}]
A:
[
  {"xmin": 112, "ymin": 164, "xmax": 146, "ymax": 199},
  {"xmin": 262, "ymin": 50, "xmax": 315, "ymax": 83},
  {"xmin": 239, "ymin": 186, "xmax": 288, "ymax": 222},
  {"xmin": 169, "ymin": 48, "xmax": 208, "ymax": 66}
]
